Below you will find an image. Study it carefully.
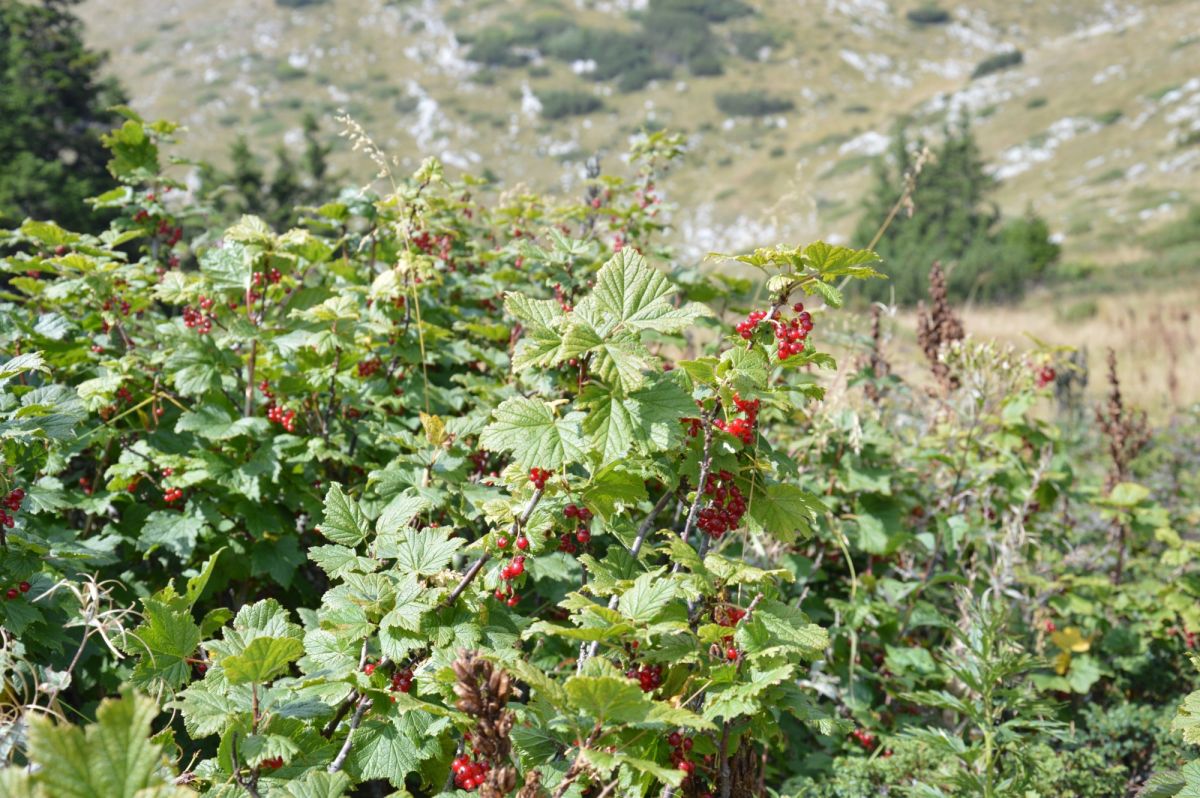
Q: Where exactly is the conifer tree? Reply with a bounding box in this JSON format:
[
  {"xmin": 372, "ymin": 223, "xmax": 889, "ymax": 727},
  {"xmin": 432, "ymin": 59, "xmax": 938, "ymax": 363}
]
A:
[{"xmin": 0, "ymin": 0, "xmax": 126, "ymax": 232}]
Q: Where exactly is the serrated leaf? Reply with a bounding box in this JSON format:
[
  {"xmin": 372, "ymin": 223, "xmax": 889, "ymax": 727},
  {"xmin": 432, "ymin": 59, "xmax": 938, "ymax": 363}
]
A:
[
  {"xmin": 376, "ymin": 490, "xmax": 433, "ymax": 537},
  {"xmin": 26, "ymin": 691, "xmax": 189, "ymax": 798},
  {"xmin": 617, "ymin": 571, "xmax": 676, "ymax": 624},
  {"xmin": 480, "ymin": 397, "xmax": 586, "ymax": 470},
  {"xmin": 747, "ymin": 483, "xmax": 823, "ymax": 542},
  {"xmin": 805, "ymin": 280, "xmax": 843, "ymax": 308},
  {"xmin": 391, "ymin": 528, "xmax": 464, "ymax": 576},
  {"xmin": 319, "ymin": 484, "xmax": 370, "ymax": 546},
  {"xmin": 200, "ymin": 241, "xmax": 251, "ymax": 292},
  {"xmin": 221, "ymin": 636, "xmax": 305, "ymax": 684}
]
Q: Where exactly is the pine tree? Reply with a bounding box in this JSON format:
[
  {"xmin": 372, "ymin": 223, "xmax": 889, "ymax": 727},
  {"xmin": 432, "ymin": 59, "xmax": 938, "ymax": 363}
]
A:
[
  {"xmin": 854, "ymin": 118, "xmax": 1056, "ymax": 305},
  {"xmin": 0, "ymin": 0, "xmax": 126, "ymax": 233}
]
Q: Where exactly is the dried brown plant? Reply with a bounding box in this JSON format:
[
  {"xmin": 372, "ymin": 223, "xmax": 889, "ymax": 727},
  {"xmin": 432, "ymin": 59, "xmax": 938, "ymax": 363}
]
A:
[
  {"xmin": 916, "ymin": 262, "xmax": 964, "ymax": 393},
  {"xmin": 453, "ymin": 650, "xmax": 520, "ymax": 797}
]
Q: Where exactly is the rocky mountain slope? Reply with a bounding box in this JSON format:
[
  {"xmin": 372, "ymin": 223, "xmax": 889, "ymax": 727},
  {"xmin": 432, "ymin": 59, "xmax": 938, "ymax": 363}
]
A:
[{"xmin": 77, "ymin": 0, "xmax": 1200, "ymax": 262}]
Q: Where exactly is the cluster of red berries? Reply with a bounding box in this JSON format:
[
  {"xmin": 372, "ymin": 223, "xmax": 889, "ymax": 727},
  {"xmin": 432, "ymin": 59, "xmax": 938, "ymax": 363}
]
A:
[
  {"xmin": 714, "ymin": 394, "xmax": 759, "ymax": 445},
  {"xmin": 101, "ymin": 297, "xmax": 132, "ymax": 316},
  {"xmin": 850, "ymin": 728, "xmax": 877, "ymax": 750},
  {"xmin": 667, "ymin": 731, "xmax": 697, "ymax": 776},
  {"xmin": 0, "ymin": 488, "xmax": 25, "ymax": 529},
  {"xmin": 163, "ymin": 487, "xmax": 184, "ymax": 504},
  {"xmin": 79, "ymin": 476, "xmax": 94, "ymax": 496},
  {"xmin": 252, "ymin": 269, "xmax": 282, "ymax": 287},
  {"xmin": 528, "ymin": 468, "xmax": 552, "ymax": 490},
  {"xmin": 493, "ymin": 555, "xmax": 526, "ymax": 607},
  {"xmin": 155, "ymin": 219, "xmax": 184, "ymax": 246},
  {"xmin": 260, "ymin": 756, "xmax": 283, "ymax": 770},
  {"xmin": 356, "ymin": 358, "xmax": 383, "ymax": 378},
  {"xmin": 552, "ymin": 283, "xmax": 573, "ymax": 313},
  {"xmin": 412, "ymin": 230, "xmax": 454, "ymax": 261},
  {"xmin": 1036, "ymin": 364, "xmax": 1057, "ymax": 388},
  {"xmin": 267, "ymin": 404, "xmax": 297, "ymax": 433},
  {"xmin": 391, "ymin": 667, "xmax": 414, "ymax": 693},
  {"xmin": 696, "ymin": 471, "xmax": 747, "ymax": 539},
  {"xmin": 4, "ymin": 581, "xmax": 31, "ymax": 601},
  {"xmin": 494, "ymin": 534, "xmax": 529, "ymax": 552},
  {"xmin": 735, "ymin": 309, "xmax": 769, "ymax": 340},
  {"xmin": 451, "ymin": 755, "xmax": 490, "ymax": 791},
  {"xmin": 558, "ymin": 503, "xmax": 593, "ymax": 553},
  {"xmin": 773, "ymin": 304, "xmax": 813, "ymax": 361},
  {"xmin": 736, "ymin": 303, "xmax": 814, "ymax": 361},
  {"xmin": 182, "ymin": 305, "xmax": 213, "ymax": 334},
  {"xmin": 626, "ymin": 663, "xmax": 664, "ymax": 693},
  {"xmin": 714, "ymin": 604, "xmax": 747, "ymax": 628}
]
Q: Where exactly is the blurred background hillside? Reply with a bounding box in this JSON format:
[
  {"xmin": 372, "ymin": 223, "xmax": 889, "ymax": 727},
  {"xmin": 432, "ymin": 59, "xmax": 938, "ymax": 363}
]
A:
[{"xmin": 25, "ymin": 0, "xmax": 1200, "ymax": 405}]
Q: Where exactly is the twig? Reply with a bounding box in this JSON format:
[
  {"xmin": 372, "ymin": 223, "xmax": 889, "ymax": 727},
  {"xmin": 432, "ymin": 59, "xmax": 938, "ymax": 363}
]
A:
[
  {"xmin": 321, "ymin": 348, "xmax": 342, "ymax": 441},
  {"xmin": 583, "ymin": 489, "xmax": 675, "ymax": 663},
  {"xmin": 442, "ymin": 488, "xmax": 544, "ymax": 607},
  {"xmin": 675, "ymin": 408, "xmax": 720, "ymax": 569},
  {"xmin": 327, "ymin": 694, "xmax": 372, "ymax": 773},
  {"xmin": 230, "ymin": 732, "xmax": 262, "ymax": 798},
  {"xmin": 550, "ymin": 722, "xmax": 603, "ymax": 798},
  {"xmin": 243, "ymin": 339, "xmax": 258, "ymax": 417}
]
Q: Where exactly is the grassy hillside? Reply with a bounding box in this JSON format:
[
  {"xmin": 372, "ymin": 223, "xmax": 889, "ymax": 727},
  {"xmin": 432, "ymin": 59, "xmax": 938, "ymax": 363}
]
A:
[{"xmin": 76, "ymin": 0, "xmax": 1200, "ymax": 262}]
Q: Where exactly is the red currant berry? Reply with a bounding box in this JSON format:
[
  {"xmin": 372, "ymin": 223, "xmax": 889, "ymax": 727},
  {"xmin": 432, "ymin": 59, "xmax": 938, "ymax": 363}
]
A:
[{"xmin": 18, "ymin": 581, "xmax": 30, "ymax": 593}]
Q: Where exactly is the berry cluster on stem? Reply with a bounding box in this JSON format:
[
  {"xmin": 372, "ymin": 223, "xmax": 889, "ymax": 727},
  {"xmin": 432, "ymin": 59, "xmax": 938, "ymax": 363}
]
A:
[
  {"xmin": 451, "ymin": 755, "xmax": 490, "ymax": 791},
  {"xmin": 696, "ymin": 471, "xmax": 747, "ymax": 539},
  {"xmin": 181, "ymin": 305, "xmax": 212, "ymax": 334},
  {"xmin": 0, "ymin": 487, "xmax": 25, "ymax": 529},
  {"xmin": 736, "ymin": 302, "xmax": 814, "ymax": 361},
  {"xmin": 714, "ymin": 393, "xmax": 759, "ymax": 445},
  {"xmin": 528, "ymin": 468, "xmax": 552, "ymax": 490}
]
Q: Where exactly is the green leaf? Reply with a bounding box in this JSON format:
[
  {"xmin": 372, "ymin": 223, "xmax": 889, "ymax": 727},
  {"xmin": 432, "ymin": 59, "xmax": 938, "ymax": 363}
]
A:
[
  {"xmin": 390, "ymin": 528, "xmax": 464, "ymax": 577},
  {"xmin": 1107, "ymin": 482, "xmax": 1150, "ymax": 507},
  {"xmin": 480, "ymin": 397, "xmax": 586, "ymax": 470},
  {"xmin": 588, "ymin": 249, "xmax": 711, "ymax": 334},
  {"xmin": 101, "ymin": 120, "xmax": 160, "ymax": 182},
  {"xmin": 805, "ymin": 279, "xmax": 843, "ymax": 308},
  {"xmin": 376, "ymin": 490, "xmax": 433, "ymax": 536},
  {"xmin": 747, "ymin": 483, "xmax": 823, "ymax": 542},
  {"xmin": 200, "ymin": 241, "xmax": 251, "ymax": 292},
  {"xmin": 801, "ymin": 241, "xmax": 881, "ymax": 277},
  {"xmin": 121, "ymin": 599, "xmax": 201, "ymax": 691},
  {"xmin": 319, "ymin": 484, "xmax": 371, "ymax": 546},
  {"xmin": 346, "ymin": 712, "xmax": 439, "ymax": 785},
  {"xmin": 617, "ymin": 571, "xmax": 677, "ymax": 624},
  {"xmin": 26, "ymin": 691, "xmax": 188, "ymax": 798},
  {"xmin": 565, "ymin": 675, "xmax": 652, "ymax": 724},
  {"xmin": 628, "ymin": 375, "xmax": 696, "ymax": 451},
  {"xmin": 136, "ymin": 509, "xmax": 208, "ymax": 560},
  {"xmin": 581, "ymin": 386, "xmax": 636, "ymax": 464},
  {"xmin": 283, "ymin": 770, "xmax": 352, "ymax": 798},
  {"xmin": 221, "ymin": 637, "xmax": 305, "ymax": 684}
]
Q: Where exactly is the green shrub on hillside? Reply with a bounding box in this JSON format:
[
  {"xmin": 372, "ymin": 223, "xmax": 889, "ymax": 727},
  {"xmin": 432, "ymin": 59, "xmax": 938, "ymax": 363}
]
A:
[
  {"xmin": 972, "ymin": 49, "xmax": 1024, "ymax": 79},
  {"xmin": 906, "ymin": 6, "xmax": 951, "ymax": 25},
  {"xmin": 536, "ymin": 88, "xmax": 604, "ymax": 119},
  {"xmin": 854, "ymin": 120, "xmax": 1059, "ymax": 304},
  {"xmin": 715, "ymin": 90, "xmax": 795, "ymax": 116}
]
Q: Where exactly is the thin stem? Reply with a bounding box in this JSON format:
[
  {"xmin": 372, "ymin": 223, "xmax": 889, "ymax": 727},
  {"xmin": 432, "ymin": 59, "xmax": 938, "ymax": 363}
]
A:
[
  {"xmin": 327, "ymin": 694, "xmax": 372, "ymax": 774},
  {"xmin": 230, "ymin": 732, "xmax": 262, "ymax": 798},
  {"xmin": 243, "ymin": 339, "xmax": 257, "ymax": 417},
  {"xmin": 442, "ymin": 488, "xmax": 544, "ymax": 607},
  {"xmin": 676, "ymin": 409, "xmax": 719, "ymax": 566},
  {"xmin": 583, "ymin": 488, "xmax": 675, "ymax": 663}
]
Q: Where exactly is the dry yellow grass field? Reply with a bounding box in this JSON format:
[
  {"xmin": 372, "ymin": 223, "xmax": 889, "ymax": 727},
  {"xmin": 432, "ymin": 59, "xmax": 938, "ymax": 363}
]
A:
[{"xmin": 874, "ymin": 286, "xmax": 1200, "ymax": 413}]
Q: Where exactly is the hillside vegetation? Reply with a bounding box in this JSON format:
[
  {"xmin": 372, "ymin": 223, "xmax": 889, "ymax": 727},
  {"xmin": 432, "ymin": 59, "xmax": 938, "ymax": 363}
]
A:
[{"xmin": 76, "ymin": 0, "xmax": 1200, "ymax": 263}]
